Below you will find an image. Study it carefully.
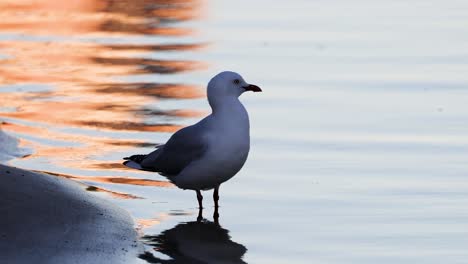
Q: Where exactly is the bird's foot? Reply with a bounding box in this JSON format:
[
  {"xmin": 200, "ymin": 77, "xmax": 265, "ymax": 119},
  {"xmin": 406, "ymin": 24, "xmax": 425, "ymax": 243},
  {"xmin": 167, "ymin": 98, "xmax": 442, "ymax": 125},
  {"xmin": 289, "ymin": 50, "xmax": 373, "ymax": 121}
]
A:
[{"xmin": 197, "ymin": 207, "xmax": 203, "ymax": 222}]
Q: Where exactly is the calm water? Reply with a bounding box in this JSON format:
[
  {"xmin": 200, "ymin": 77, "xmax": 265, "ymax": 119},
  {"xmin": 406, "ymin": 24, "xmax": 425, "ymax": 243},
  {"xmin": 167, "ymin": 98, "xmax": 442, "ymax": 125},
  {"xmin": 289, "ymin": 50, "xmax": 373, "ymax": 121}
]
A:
[{"xmin": 2, "ymin": 0, "xmax": 468, "ymax": 263}]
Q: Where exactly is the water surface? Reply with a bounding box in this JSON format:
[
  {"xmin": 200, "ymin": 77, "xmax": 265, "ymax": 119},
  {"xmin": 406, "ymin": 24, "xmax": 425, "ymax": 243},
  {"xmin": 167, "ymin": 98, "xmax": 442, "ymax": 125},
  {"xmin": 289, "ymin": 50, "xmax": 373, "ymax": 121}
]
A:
[{"xmin": 2, "ymin": 0, "xmax": 468, "ymax": 263}]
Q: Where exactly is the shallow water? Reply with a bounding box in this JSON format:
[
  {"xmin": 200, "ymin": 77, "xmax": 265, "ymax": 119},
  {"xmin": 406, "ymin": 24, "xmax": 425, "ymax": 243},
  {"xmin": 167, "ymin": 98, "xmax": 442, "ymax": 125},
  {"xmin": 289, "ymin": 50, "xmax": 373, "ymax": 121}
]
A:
[{"xmin": 2, "ymin": 0, "xmax": 468, "ymax": 263}]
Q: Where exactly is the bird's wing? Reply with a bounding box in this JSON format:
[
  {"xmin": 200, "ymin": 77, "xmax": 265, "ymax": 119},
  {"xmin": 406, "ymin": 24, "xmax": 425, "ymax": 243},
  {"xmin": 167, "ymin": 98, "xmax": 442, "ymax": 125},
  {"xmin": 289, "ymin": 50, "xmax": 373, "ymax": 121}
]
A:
[{"xmin": 139, "ymin": 124, "xmax": 209, "ymax": 176}]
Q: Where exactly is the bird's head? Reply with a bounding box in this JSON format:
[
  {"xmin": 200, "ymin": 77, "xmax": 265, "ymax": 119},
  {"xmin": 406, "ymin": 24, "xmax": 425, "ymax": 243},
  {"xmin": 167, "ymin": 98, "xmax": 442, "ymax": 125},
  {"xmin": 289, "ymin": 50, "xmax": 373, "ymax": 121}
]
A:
[{"xmin": 207, "ymin": 71, "xmax": 262, "ymax": 102}]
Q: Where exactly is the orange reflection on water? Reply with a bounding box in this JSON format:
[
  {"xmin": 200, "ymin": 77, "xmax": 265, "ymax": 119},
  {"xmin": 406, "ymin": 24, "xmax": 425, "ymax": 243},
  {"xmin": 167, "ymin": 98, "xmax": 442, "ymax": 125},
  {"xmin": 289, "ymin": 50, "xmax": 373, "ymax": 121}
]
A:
[
  {"xmin": 41, "ymin": 169, "xmax": 172, "ymax": 187},
  {"xmin": 136, "ymin": 212, "xmax": 175, "ymax": 231},
  {"xmin": 86, "ymin": 185, "xmax": 144, "ymax": 200},
  {"xmin": 82, "ymin": 175, "xmax": 173, "ymax": 188},
  {"xmin": 38, "ymin": 170, "xmax": 173, "ymax": 199},
  {"xmin": 0, "ymin": 0, "xmax": 206, "ymax": 197},
  {"xmin": 0, "ymin": 0, "xmax": 203, "ymax": 36},
  {"xmin": 0, "ymin": 121, "xmax": 177, "ymax": 171}
]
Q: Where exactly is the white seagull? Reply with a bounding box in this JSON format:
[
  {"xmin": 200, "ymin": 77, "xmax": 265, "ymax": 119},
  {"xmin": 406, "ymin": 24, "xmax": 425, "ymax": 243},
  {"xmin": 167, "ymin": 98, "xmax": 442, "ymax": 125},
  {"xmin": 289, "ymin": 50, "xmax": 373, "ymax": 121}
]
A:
[{"xmin": 123, "ymin": 71, "xmax": 261, "ymax": 210}]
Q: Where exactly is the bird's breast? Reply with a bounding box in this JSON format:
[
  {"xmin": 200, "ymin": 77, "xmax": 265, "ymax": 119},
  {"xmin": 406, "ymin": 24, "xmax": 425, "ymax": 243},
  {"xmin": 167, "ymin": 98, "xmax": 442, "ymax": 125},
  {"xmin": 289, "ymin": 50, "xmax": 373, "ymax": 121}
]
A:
[
  {"xmin": 203, "ymin": 122, "xmax": 250, "ymax": 175},
  {"xmin": 208, "ymin": 129, "xmax": 250, "ymax": 161}
]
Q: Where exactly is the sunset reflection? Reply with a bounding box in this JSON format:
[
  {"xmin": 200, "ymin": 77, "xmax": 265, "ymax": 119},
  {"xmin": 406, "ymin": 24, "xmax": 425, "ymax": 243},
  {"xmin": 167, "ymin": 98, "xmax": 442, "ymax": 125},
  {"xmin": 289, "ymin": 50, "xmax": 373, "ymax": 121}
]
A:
[
  {"xmin": 36, "ymin": 169, "xmax": 174, "ymax": 200},
  {"xmin": 86, "ymin": 185, "xmax": 144, "ymax": 200},
  {"xmin": 0, "ymin": 0, "xmax": 206, "ymax": 194}
]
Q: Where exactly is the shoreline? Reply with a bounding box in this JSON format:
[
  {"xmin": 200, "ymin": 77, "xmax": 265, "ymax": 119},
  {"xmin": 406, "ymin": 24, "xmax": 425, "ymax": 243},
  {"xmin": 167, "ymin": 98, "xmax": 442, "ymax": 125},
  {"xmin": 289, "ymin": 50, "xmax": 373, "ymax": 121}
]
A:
[
  {"xmin": 0, "ymin": 164, "xmax": 141, "ymax": 264},
  {"xmin": 0, "ymin": 128, "xmax": 29, "ymax": 162}
]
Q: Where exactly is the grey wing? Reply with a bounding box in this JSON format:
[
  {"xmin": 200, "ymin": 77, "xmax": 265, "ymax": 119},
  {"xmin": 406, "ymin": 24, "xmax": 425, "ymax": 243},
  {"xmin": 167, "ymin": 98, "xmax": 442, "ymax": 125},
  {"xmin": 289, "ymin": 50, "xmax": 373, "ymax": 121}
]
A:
[{"xmin": 140, "ymin": 125, "xmax": 208, "ymax": 176}]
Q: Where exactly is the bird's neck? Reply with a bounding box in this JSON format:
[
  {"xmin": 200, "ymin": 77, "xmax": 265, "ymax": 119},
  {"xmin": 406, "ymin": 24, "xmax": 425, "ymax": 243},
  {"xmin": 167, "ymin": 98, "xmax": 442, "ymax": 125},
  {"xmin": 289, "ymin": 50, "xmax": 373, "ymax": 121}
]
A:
[
  {"xmin": 210, "ymin": 97, "xmax": 250, "ymax": 126},
  {"xmin": 211, "ymin": 97, "xmax": 242, "ymax": 114}
]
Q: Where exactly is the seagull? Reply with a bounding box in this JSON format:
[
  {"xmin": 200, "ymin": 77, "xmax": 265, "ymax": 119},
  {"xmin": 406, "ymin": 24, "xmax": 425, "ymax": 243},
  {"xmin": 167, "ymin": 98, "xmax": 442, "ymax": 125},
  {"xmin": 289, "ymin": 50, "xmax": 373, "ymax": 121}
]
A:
[{"xmin": 123, "ymin": 71, "xmax": 261, "ymax": 212}]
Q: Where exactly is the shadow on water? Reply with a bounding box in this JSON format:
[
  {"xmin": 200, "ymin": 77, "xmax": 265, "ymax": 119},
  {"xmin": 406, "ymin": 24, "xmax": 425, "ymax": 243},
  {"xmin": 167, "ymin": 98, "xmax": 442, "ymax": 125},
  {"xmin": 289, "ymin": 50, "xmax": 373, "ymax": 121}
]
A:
[{"xmin": 139, "ymin": 217, "xmax": 247, "ymax": 264}]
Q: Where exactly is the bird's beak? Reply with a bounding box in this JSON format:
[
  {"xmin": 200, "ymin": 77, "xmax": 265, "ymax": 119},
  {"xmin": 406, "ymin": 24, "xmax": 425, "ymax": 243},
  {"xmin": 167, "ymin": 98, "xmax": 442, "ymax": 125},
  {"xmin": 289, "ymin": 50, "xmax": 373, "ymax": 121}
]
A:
[{"xmin": 243, "ymin": 84, "xmax": 262, "ymax": 92}]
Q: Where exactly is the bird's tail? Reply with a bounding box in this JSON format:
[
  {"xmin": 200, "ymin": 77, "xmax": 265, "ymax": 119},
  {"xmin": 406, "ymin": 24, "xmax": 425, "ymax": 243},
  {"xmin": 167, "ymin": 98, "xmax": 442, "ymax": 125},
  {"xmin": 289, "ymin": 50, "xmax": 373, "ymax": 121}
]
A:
[{"xmin": 123, "ymin": 154, "xmax": 147, "ymax": 170}]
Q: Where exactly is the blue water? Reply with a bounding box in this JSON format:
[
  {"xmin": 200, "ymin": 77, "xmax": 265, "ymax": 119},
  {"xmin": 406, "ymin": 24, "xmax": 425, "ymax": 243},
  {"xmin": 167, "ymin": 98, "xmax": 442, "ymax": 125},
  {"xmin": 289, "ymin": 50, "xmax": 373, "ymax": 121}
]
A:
[{"xmin": 2, "ymin": 0, "xmax": 468, "ymax": 263}]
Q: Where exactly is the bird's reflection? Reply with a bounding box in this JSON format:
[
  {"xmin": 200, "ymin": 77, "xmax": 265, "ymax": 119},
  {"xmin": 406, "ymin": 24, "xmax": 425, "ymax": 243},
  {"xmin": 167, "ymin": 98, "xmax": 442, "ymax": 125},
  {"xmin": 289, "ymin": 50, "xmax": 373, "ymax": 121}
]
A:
[{"xmin": 139, "ymin": 216, "xmax": 247, "ymax": 264}]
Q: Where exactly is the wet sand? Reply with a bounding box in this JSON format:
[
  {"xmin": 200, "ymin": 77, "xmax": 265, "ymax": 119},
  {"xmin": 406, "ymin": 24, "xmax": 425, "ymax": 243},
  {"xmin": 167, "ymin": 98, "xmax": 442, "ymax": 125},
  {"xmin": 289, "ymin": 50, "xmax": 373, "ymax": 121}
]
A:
[{"xmin": 0, "ymin": 164, "xmax": 140, "ymax": 264}]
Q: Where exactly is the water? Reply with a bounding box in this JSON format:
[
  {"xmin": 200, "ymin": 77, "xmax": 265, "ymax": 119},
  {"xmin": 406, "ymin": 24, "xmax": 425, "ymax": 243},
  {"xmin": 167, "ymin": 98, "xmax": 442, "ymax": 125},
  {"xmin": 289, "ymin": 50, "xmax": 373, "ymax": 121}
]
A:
[{"xmin": 2, "ymin": 0, "xmax": 468, "ymax": 263}]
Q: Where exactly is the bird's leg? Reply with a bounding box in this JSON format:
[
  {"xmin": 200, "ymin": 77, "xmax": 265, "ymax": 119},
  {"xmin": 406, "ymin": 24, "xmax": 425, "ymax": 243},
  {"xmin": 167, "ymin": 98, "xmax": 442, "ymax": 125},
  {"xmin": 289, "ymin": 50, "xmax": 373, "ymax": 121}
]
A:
[
  {"xmin": 196, "ymin": 190, "xmax": 203, "ymax": 222},
  {"xmin": 196, "ymin": 190, "xmax": 203, "ymax": 209},
  {"xmin": 214, "ymin": 206, "xmax": 219, "ymax": 224},
  {"xmin": 213, "ymin": 185, "xmax": 220, "ymax": 222},
  {"xmin": 213, "ymin": 186, "xmax": 220, "ymax": 208},
  {"xmin": 197, "ymin": 207, "xmax": 203, "ymax": 222}
]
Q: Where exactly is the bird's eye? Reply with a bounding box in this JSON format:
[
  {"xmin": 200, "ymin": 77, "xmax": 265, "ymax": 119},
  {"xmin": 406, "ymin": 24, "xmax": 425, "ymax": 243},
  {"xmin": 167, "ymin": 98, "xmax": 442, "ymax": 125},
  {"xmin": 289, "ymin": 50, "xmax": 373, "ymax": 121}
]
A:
[{"xmin": 233, "ymin": 79, "xmax": 240, "ymax": 85}]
